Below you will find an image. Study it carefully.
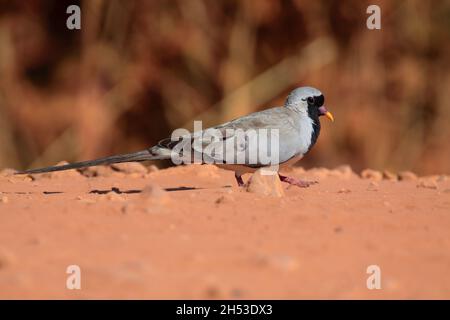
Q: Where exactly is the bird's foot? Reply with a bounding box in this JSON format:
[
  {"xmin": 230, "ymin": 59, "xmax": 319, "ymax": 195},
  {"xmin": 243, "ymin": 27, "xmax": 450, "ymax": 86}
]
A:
[{"xmin": 278, "ymin": 174, "xmax": 318, "ymax": 188}]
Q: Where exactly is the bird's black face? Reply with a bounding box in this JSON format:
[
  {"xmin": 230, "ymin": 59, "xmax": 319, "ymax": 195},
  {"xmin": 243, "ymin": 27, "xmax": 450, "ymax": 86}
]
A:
[{"xmin": 306, "ymin": 94, "xmax": 334, "ymax": 122}]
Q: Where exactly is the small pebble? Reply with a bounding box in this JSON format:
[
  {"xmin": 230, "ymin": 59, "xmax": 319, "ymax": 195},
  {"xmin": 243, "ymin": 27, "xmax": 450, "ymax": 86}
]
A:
[
  {"xmin": 361, "ymin": 169, "xmax": 383, "ymax": 181},
  {"xmin": 398, "ymin": 171, "xmax": 417, "ymax": 181},
  {"xmin": 0, "ymin": 248, "xmax": 16, "ymax": 268},
  {"xmin": 367, "ymin": 181, "xmax": 379, "ymax": 191},
  {"xmin": 80, "ymin": 165, "xmax": 116, "ymax": 177},
  {"xmin": 383, "ymin": 170, "xmax": 398, "ymax": 181},
  {"xmin": 147, "ymin": 165, "xmax": 159, "ymax": 173},
  {"xmin": 0, "ymin": 168, "xmax": 16, "ymax": 177},
  {"xmin": 204, "ymin": 285, "xmax": 221, "ymax": 299},
  {"xmin": 105, "ymin": 193, "xmax": 125, "ymax": 202},
  {"xmin": 137, "ymin": 183, "xmax": 170, "ymax": 213},
  {"xmin": 417, "ymin": 179, "xmax": 438, "ymax": 190},
  {"xmin": 230, "ymin": 288, "xmax": 244, "ymax": 298},
  {"xmin": 215, "ymin": 194, "xmax": 234, "ymax": 205},
  {"xmin": 332, "ymin": 165, "xmax": 356, "ymax": 179},
  {"xmin": 246, "ymin": 169, "xmax": 285, "ymax": 197},
  {"xmin": 111, "ymin": 162, "xmax": 148, "ymax": 175},
  {"xmin": 34, "ymin": 161, "xmax": 82, "ymax": 180},
  {"xmin": 334, "ymin": 226, "xmax": 343, "ymax": 233}
]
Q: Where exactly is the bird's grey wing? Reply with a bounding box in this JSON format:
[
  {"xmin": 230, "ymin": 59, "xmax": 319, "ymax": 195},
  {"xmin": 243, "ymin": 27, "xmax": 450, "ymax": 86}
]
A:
[
  {"xmin": 155, "ymin": 107, "xmax": 301, "ymax": 166},
  {"xmin": 201, "ymin": 107, "xmax": 301, "ymax": 166}
]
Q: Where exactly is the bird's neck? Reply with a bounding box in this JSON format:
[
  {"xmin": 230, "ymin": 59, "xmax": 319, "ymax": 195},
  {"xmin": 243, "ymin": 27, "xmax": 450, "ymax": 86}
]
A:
[
  {"xmin": 306, "ymin": 106, "xmax": 321, "ymax": 152},
  {"xmin": 288, "ymin": 110, "xmax": 320, "ymax": 155},
  {"xmin": 285, "ymin": 104, "xmax": 321, "ymax": 154}
]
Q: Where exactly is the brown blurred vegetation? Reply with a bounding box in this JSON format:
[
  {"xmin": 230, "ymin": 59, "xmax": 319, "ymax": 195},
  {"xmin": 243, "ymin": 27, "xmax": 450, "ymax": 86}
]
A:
[{"xmin": 0, "ymin": 0, "xmax": 449, "ymax": 174}]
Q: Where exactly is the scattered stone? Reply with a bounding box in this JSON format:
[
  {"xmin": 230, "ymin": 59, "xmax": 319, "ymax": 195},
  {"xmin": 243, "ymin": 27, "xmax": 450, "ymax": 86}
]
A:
[
  {"xmin": 425, "ymin": 175, "xmax": 447, "ymax": 183},
  {"xmin": 204, "ymin": 285, "xmax": 222, "ymax": 299},
  {"xmin": 383, "ymin": 170, "xmax": 398, "ymax": 181},
  {"xmin": 420, "ymin": 175, "xmax": 441, "ymax": 182},
  {"xmin": 332, "ymin": 165, "xmax": 356, "ymax": 179},
  {"xmin": 0, "ymin": 248, "xmax": 16, "ymax": 268},
  {"xmin": 338, "ymin": 188, "xmax": 351, "ymax": 194},
  {"xmin": 121, "ymin": 203, "xmax": 134, "ymax": 214},
  {"xmin": 138, "ymin": 183, "xmax": 170, "ymax": 213},
  {"xmin": 215, "ymin": 194, "xmax": 234, "ymax": 205},
  {"xmin": 305, "ymin": 167, "xmax": 330, "ymax": 179},
  {"xmin": 215, "ymin": 196, "xmax": 225, "ymax": 204},
  {"xmin": 270, "ymin": 254, "xmax": 299, "ymax": 271},
  {"xmin": 141, "ymin": 183, "xmax": 169, "ymax": 201},
  {"xmin": 197, "ymin": 164, "xmax": 220, "ymax": 179},
  {"xmin": 111, "ymin": 162, "xmax": 148, "ymax": 175},
  {"xmin": 230, "ymin": 288, "xmax": 244, "ymax": 298},
  {"xmin": 1, "ymin": 196, "xmax": 9, "ymax": 204},
  {"xmin": 334, "ymin": 226, "xmax": 343, "ymax": 233},
  {"xmin": 143, "ymin": 165, "xmax": 159, "ymax": 178},
  {"xmin": 76, "ymin": 196, "xmax": 96, "ymax": 204},
  {"xmin": 32, "ymin": 161, "xmax": 82, "ymax": 180},
  {"xmin": 0, "ymin": 168, "xmax": 16, "ymax": 177},
  {"xmin": 6, "ymin": 173, "xmax": 33, "ymax": 183},
  {"xmin": 361, "ymin": 169, "xmax": 383, "ymax": 181},
  {"xmin": 245, "ymin": 169, "xmax": 285, "ymax": 197},
  {"xmin": 80, "ymin": 165, "xmax": 116, "ymax": 177},
  {"xmin": 105, "ymin": 192, "xmax": 125, "ymax": 202},
  {"xmin": 147, "ymin": 165, "xmax": 159, "ymax": 173},
  {"xmin": 398, "ymin": 171, "xmax": 417, "ymax": 181},
  {"xmin": 367, "ymin": 181, "xmax": 379, "ymax": 191},
  {"xmin": 417, "ymin": 179, "xmax": 438, "ymax": 190}
]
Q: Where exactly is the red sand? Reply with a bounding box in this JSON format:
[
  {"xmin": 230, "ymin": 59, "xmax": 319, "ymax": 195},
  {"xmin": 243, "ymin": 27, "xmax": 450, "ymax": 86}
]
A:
[{"xmin": 0, "ymin": 164, "xmax": 449, "ymax": 299}]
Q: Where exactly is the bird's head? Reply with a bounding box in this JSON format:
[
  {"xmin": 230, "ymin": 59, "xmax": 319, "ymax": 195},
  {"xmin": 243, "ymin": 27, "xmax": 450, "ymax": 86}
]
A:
[{"xmin": 285, "ymin": 86, "xmax": 334, "ymax": 122}]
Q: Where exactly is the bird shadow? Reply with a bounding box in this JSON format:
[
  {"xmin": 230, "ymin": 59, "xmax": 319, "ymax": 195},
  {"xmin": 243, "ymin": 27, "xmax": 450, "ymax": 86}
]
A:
[
  {"xmin": 89, "ymin": 186, "xmax": 200, "ymax": 194},
  {"xmin": 89, "ymin": 185, "xmax": 232, "ymax": 194},
  {"xmin": 2, "ymin": 185, "xmax": 232, "ymax": 196}
]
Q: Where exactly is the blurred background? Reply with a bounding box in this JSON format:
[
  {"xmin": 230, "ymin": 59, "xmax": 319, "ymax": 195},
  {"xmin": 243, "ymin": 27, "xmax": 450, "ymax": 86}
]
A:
[{"xmin": 0, "ymin": 0, "xmax": 449, "ymax": 174}]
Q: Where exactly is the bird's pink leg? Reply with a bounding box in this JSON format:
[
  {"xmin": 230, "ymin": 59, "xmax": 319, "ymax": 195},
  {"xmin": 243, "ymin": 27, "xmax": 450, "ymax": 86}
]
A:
[
  {"xmin": 278, "ymin": 174, "xmax": 318, "ymax": 188},
  {"xmin": 235, "ymin": 173, "xmax": 245, "ymax": 187}
]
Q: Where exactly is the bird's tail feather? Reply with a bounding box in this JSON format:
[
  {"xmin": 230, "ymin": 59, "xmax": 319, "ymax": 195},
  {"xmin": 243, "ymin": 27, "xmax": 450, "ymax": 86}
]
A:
[{"xmin": 16, "ymin": 149, "xmax": 164, "ymax": 175}]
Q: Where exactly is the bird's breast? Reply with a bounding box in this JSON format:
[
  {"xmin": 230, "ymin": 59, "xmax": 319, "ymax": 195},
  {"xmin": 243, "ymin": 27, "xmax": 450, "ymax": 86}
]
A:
[{"xmin": 294, "ymin": 114, "xmax": 317, "ymax": 155}]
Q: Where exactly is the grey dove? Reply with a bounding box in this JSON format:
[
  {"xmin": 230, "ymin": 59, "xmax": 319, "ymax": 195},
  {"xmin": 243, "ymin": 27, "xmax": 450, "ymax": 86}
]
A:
[{"xmin": 17, "ymin": 86, "xmax": 334, "ymax": 187}]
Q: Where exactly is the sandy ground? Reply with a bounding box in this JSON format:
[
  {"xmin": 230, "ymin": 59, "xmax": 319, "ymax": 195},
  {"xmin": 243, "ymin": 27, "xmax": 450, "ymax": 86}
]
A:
[{"xmin": 0, "ymin": 163, "xmax": 449, "ymax": 299}]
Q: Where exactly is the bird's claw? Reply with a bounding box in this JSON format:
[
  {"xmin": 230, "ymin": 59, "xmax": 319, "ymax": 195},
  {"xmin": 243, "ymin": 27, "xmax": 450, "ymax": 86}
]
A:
[{"xmin": 279, "ymin": 175, "xmax": 318, "ymax": 188}]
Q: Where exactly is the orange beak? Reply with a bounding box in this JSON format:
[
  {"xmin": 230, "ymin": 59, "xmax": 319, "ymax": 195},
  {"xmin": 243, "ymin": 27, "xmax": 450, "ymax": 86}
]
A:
[
  {"xmin": 318, "ymin": 106, "xmax": 334, "ymax": 122},
  {"xmin": 325, "ymin": 111, "xmax": 334, "ymax": 122}
]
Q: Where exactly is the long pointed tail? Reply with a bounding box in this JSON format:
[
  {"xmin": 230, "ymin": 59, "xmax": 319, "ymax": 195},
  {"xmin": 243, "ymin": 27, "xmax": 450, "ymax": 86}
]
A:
[{"xmin": 16, "ymin": 149, "xmax": 164, "ymax": 175}]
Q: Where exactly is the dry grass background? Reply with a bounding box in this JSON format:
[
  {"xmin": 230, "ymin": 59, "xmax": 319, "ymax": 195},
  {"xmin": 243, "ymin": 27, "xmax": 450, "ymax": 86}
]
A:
[{"xmin": 0, "ymin": 0, "xmax": 449, "ymax": 174}]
